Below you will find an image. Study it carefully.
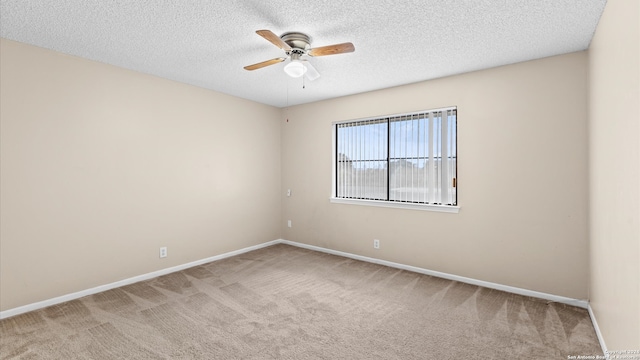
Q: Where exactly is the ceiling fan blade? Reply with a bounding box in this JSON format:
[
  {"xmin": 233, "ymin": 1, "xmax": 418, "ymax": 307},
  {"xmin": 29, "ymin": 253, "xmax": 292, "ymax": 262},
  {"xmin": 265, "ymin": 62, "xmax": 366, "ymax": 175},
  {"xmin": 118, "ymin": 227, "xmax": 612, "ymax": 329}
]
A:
[
  {"xmin": 302, "ymin": 60, "xmax": 320, "ymax": 81},
  {"xmin": 308, "ymin": 42, "xmax": 355, "ymax": 57},
  {"xmin": 256, "ymin": 30, "xmax": 292, "ymax": 52},
  {"xmin": 244, "ymin": 57, "xmax": 286, "ymax": 71}
]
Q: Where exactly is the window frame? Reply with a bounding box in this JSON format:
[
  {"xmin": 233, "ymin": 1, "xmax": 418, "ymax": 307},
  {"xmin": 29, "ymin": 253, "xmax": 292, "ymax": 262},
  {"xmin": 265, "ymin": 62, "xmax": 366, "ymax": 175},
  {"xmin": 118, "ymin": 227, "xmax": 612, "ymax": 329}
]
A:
[{"xmin": 330, "ymin": 107, "xmax": 459, "ymax": 213}]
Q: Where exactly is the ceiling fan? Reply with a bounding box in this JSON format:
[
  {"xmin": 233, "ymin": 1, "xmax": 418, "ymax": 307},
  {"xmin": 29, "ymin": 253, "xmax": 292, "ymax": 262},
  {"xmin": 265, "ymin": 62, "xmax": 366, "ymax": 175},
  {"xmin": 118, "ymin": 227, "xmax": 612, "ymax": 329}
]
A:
[{"xmin": 244, "ymin": 30, "xmax": 355, "ymax": 81}]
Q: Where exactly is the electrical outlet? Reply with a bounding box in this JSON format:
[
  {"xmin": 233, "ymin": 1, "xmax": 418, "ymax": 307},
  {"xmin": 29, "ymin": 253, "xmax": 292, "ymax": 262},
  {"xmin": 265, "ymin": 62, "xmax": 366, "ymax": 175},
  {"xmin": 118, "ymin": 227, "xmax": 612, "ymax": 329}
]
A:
[
  {"xmin": 287, "ymin": 220, "xmax": 292, "ymax": 228},
  {"xmin": 287, "ymin": 189, "xmax": 291, "ymax": 197},
  {"xmin": 159, "ymin": 247, "xmax": 167, "ymax": 258},
  {"xmin": 373, "ymin": 239, "xmax": 380, "ymax": 249}
]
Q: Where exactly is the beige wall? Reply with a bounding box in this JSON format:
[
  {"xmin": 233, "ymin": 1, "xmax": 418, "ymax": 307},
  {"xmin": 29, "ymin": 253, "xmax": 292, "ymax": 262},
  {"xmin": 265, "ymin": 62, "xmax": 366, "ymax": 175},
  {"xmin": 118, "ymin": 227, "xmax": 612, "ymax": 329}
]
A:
[
  {"xmin": 0, "ymin": 39, "xmax": 282, "ymax": 311},
  {"xmin": 588, "ymin": 0, "xmax": 640, "ymax": 350},
  {"xmin": 282, "ymin": 52, "xmax": 590, "ymax": 299}
]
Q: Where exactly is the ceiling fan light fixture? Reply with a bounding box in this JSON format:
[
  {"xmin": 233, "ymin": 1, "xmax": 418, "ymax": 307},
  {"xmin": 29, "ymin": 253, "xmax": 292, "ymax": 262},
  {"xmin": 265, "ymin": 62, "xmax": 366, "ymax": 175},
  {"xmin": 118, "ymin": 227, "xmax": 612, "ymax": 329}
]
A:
[{"xmin": 284, "ymin": 60, "xmax": 307, "ymax": 78}]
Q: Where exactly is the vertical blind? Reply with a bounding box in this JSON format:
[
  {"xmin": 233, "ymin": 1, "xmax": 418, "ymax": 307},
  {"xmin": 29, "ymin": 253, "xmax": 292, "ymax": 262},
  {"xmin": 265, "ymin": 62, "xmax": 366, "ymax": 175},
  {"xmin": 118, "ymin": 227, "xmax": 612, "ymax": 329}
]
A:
[{"xmin": 336, "ymin": 108, "xmax": 457, "ymax": 206}]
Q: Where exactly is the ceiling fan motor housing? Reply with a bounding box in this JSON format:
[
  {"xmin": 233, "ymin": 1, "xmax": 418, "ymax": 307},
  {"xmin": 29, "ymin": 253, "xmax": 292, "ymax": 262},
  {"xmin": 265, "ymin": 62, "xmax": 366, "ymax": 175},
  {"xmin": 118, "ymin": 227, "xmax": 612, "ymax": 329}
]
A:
[{"xmin": 281, "ymin": 32, "xmax": 311, "ymax": 55}]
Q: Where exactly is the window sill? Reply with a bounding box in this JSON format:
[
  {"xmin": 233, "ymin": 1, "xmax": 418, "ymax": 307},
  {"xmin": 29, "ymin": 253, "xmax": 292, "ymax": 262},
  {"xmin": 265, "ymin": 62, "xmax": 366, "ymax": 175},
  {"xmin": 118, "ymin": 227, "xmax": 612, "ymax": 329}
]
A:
[{"xmin": 330, "ymin": 197, "xmax": 460, "ymax": 213}]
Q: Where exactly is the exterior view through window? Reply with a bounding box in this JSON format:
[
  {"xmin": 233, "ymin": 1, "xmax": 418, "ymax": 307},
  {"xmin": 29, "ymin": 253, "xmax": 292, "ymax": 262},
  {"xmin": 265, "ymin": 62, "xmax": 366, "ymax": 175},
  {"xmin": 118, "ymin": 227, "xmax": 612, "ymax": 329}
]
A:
[{"xmin": 335, "ymin": 107, "xmax": 457, "ymax": 206}]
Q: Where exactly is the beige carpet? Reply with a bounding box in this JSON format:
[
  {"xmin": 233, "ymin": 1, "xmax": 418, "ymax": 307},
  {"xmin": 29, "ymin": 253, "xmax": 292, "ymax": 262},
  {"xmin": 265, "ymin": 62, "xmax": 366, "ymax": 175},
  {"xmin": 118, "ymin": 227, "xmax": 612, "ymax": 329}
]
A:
[{"xmin": 1, "ymin": 244, "xmax": 602, "ymax": 359}]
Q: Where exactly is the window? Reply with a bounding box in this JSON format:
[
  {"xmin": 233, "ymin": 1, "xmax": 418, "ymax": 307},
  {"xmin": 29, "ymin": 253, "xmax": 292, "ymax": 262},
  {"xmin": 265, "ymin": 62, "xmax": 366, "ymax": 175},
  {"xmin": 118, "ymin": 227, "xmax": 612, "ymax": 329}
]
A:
[{"xmin": 332, "ymin": 107, "xmax": 457, "ymax": 211}]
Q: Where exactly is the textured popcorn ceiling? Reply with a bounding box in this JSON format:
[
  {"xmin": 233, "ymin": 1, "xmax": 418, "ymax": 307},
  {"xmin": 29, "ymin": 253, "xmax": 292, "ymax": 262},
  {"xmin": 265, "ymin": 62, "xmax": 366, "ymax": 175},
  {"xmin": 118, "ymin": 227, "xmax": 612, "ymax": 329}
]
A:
[{"xmin": 0, "ymin": 0, "xmax": 606, "ymax": 108}]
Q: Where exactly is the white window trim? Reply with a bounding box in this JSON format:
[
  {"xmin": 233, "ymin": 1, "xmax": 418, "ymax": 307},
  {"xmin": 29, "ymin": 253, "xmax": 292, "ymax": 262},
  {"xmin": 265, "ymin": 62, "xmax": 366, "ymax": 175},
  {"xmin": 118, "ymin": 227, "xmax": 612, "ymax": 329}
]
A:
[
  {"xmin": 330, "ymin": 106, "xmax": 459, "ymax": 213},
  {"xmin": 332, "ymin": 106, "xmax": 457, "ymax": 126},
  {"xmin": 329, "ymin": 197, "xmax": 460, "ymax": 213}
]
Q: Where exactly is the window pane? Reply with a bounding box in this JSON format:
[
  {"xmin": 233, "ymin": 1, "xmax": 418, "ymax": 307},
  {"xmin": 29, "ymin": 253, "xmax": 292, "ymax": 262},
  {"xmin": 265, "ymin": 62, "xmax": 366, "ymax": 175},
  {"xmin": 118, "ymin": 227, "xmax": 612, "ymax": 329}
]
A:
[
  {"xmin": 389, "ymin": 113, "xmax": 435, "ymax": 203},
  {"xmin": 447, "ymin": 111, "xmax": 457, "ymax": 205},
  {"xmin": 336, "ymin": 120, "xmax": 387, "ymax": 200}
]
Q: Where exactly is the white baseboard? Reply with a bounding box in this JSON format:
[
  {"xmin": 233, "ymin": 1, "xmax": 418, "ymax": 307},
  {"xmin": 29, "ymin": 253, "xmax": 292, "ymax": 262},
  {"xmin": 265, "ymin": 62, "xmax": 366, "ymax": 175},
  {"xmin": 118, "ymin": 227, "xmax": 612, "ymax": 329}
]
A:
[
  {"xmin": 279, "ymin": 239, "xmax": 590, "ymax": 309},
  {"xmin": 0, "ymin": 240, "xmax": 280, "ymax": 320},
  {"xmin": 1, "ymin": 238, "xmax": 590, "ymax": 320},
  {"xmin": 588, "ymin": 304, "xmax": 609, "ymax": 357}
]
